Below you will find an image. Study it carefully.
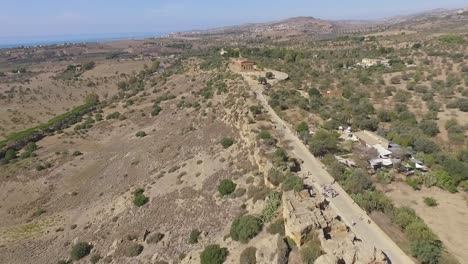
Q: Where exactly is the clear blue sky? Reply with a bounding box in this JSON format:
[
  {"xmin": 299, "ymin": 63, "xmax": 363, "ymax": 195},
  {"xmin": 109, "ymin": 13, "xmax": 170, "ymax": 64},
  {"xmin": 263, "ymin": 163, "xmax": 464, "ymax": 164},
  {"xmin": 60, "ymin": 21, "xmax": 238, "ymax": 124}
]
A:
[{"xmin": 0, "ymin": 0, "xmax": 467, "ymax": 37}]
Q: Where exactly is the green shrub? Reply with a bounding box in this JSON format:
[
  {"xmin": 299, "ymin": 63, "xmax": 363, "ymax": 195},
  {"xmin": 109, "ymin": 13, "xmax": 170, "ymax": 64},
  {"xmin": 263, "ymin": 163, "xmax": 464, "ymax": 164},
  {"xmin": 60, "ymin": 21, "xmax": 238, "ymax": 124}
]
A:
[
  {"xmin": 405, "ymin": 221, "xmax": 436, "ymax": 242},
  {"xmin": 4, "ymin": 149, "xmax": 16, "ymax": 162},
  {"xmin": 151, "ymin": 105, "xmax": 162, "ymax": 116},
  {"xmin": 106, "ymin": 111, "xmax": 121, "ymax": 120},
  {"xmin": 90, "ymin": 254, "xmax": 101, "ymax": 264},
  {"xmin": 343, "ymin": 169, "xmax": 373, "ymax": 194},
  {"xmin": 392, "ymin": 207, "xmax": 417, "ymax": 229},
  {"xmin": 282, "ymin": 176, "xmax": 303, "ymax": 192},
  {"xmin": 423, "ymin": 197, "xmax": 438, "ymax": 207},
  {"xmin": 95, "ymin": 113, "xmax": 103, "ymax": 121},
  {"xmin": 267, "ymin": 168, "xmax": 285, "ymax": 186},
  {"xmin": 36, "ymin": 165, "xmax": 46, "ymax": 171},
  {"xmin": 260, "ymin": 192, "xmax": 282, "ymax": 223},
  {"xmin": 230, "ymin": 215, "xmax": 262, "ymax": 243},
  {"xmin": 200, "ymin": 244, "xmax": 228, "ymax": 264},
  {"xmin": 240, "ymin": 247, "xmax": 257, "ymax": 264},
  {"xmin": 21, "ymin": 151, "xmax": 33, "ymax": 159},
  {"xmin": 439, "ymin": 34, "xmax": 465, "ymax": 44},
  {"xmin": 123, "ymin": 243, "xmax": 144, "ymax": 257},
  {"xmin": 414, "ymin": 138, "xmax": 440, "ymax": 154},
  {"xmin": 72, "ymin": 151, "xmax": 82, "ymax": 156},
  {"xmin": 188, "ymin": 229, "xmax": 202, "ymax": 244},
  {"xmin": 25, "ymin": 142, "xmax": 38, "ymax": 152},
  {"xmin": 351, "ymin": 191, "xmax": 393, "ymax": 213},
  {"xmin": 410, "ymin": 240, "xmax": 442, "ymax": 264},
  {"xmin": 460, "ymin": 180, "xmax": 468, "ymax": 192},
  {"xmin": 273, "ymin": 148, "xmax": 289, "ymax": 167},
  {"xmin": 147, "ymin": 232, "xmax": 164, "ymax": 244},
  {"xmin": 296, "ymin": 121, "xmax": 309, "ymax": 133},
  {"xmin": 406, "ymin": 176, "xmax": 423, "ymax": 190},
  {"xmin": 308, "ymin": 130, "xmax": 339, "ymax": 156},
  {"xmin": 433, "ymin": 170, "xmax": 456, "ymax": 192},
  {"xmin": 267, "ymin": 218, "xmax": 285, "ymax": 235},
  {"xmin": 300, "ymin": 233, "xmax": 322, "ymax": 264},
  {"xmin": 70, "ymin": 242, "xmax": 92, "ymax": 261},
  {"xmin": 285, "ymin": 236, "xmax": 297, "ymax": 248},
  {"xmin": 32, "ymin": 208, "xmax": 46, "ymax": 217},
  {"xmin": 220, "ymin": 137, "xmax": 234, "ymax": 149},
  {"xmin": 250, "ymin": 105, "xmax": 263, "ymax": 115},
  {"xmin": 258, "ymin": 131, "xmax": 271, "ymax": 140},
  {"xmin": 133, "ymin": 188, "xmax": 149, "ymax": 207},
  {"xmin": 135, "ymin": 131, "xmax": 146, "ymax": 137},
  {"xmin": 419, "ymin": 120, "xmax": 440, "ymax": 137},
  {"xmin": 218, "ymin": 179, "xmax": 236, "ymax": 196}
]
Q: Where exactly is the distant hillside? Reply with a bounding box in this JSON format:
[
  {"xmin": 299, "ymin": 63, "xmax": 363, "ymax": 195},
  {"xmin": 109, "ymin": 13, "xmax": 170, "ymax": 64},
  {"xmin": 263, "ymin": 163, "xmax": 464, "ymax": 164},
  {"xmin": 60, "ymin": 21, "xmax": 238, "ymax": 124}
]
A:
[{"xmin": 174, "ymin": 7, "xmax": 467, "ymax": 38}]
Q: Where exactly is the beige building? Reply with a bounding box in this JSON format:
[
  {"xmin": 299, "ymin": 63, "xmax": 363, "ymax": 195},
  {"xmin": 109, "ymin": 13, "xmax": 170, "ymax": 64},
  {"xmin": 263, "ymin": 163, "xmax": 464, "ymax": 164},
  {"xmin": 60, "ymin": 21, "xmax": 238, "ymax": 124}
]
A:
[{"xmin": 240, "ymin": 60, "xmax": 255, "ymax": 71}]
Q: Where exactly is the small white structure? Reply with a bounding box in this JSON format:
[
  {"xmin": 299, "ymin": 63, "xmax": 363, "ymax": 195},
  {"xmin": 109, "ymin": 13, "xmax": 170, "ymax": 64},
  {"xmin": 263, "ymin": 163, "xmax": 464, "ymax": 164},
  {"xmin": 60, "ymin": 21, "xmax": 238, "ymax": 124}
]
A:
[
  {"xmin": 357, "ymin": 58, "xmax": 391, "ymax": 68},
  {"xmin": 373, "ymin": 144, "xmax": 392, "ymax": 158},
  {"xmin": 369, "ymin": 158, "xmax": 393, "ymax": 169},
  {"xmin": 410, "ymin": 157, "xmax": 428, "ymax": 171}
]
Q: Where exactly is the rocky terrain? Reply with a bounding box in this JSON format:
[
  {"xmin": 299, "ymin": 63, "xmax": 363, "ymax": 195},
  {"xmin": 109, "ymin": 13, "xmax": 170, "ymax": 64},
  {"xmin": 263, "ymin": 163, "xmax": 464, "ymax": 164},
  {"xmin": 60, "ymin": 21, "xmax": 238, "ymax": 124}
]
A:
[{"xmin": 0, "ymin": 6, "xmax": 467, "ymax": 264}]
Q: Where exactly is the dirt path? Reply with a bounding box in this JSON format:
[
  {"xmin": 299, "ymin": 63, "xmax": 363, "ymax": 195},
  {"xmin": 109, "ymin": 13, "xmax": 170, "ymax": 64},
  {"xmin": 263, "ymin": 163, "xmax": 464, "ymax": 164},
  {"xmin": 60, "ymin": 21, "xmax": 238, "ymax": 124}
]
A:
[{"xmin": 235, "ymin": 66, "xmax": 414, "ymax": 264}]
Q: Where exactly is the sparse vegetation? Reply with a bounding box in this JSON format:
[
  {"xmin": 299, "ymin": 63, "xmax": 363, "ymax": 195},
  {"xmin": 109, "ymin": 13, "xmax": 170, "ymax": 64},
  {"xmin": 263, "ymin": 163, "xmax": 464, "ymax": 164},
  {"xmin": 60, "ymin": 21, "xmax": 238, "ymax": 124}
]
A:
[
  {"xmin": 90, "ymin": 254, "xmax": 101, "ymax": 264},
  {"xmin": 267, "ymin": 218, "xmax": 285, "ymax": 235},
  {"xmin": 230, "ymin": 215, "xmax": 262, "ymax": 243},
  {"xmin": 218, "ymin": 179, "xmax": 236, "ymax": 196},
  {"xmin": 135, "ymin": 131, "xmax": 146, "ymax": 137},
  {"xmin": 282, "ymin": 175, "xmax": 304, "ymax": 192},
  {"xmin": 423, "ymin": 197, "xmax": 438, "ymax": 207},
  {"xmin": 123, "ymin": 243, "xmax": 144, "ymax": 257},
  {"xmin": 32, "ymin": 208, "xmax": 46, "ymax": 217},
  {"xmin": 220, "ymin": 137, "xmax": 234, "ymax": 148},
  {"xmin": 200, "ymin": 244, "xmax": 228, "ymax": 264},
  {"xmin": 308, "ymin": 130, "xmax": 339, "ymax": 156},
  {"xmin": 267, "ymin": 168, "xmax": 285, "ymax": 186},
  {"xmin": 72, "ymin": 151, "xmax": 82, "ymax": 156},
  {"xmin": 70, "ymin": 242, "xmax": 92, "ymax": 261},
  {"xmin": 258, "ymin": 130, "xmax": 271, "ymax": 140},
  {"xmin": 300, "ymin": 231, "xmax": 322, "ymax": 264},
  {"xmin": 188, "ymin": 229, "xmax": 202, "ymax": 244},
  {"xmin": 0, "ymin": 7, "xmax": 466, "ymax": 264},
  {"xmin": 147, "ymin": 232, "xmax": 165, "ymax": 244},
  {"xmin": 133, "ymin": 188, "xmax": 149, "ymax": 207},
  {"xmin": 260, "ymin": 191, "xmax": 282, "ymax": 223},
  {"xmin": 240, "ymin": 247, "xmax": 257, "ymax": 264}
]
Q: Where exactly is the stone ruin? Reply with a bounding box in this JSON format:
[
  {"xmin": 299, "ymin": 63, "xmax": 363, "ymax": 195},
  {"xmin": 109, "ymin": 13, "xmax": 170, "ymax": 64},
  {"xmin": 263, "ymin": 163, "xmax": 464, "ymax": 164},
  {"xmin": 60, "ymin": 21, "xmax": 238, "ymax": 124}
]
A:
[{"xmin": 282, "ymin": 190, "xmax": 388, "ymax": 264}]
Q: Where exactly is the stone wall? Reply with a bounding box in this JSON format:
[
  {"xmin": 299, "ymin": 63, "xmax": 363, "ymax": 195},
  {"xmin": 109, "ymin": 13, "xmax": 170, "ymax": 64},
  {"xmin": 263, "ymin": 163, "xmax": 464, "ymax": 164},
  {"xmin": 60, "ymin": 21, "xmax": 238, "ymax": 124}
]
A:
[{"xmin": 282, "ymin": 190, "xmax": 388, "ymax": 264}]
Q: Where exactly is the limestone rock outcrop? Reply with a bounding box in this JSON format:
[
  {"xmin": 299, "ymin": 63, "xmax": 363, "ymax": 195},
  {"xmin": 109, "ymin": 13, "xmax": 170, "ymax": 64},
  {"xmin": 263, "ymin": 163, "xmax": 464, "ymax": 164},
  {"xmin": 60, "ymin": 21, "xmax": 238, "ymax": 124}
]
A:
[
  {"xmin": 283, "ymin": 190, "xmax": 388, "ymax": 264},
  {"xmin": 255, "ymin": 234, "xmax": 288, "ymax": 264}
]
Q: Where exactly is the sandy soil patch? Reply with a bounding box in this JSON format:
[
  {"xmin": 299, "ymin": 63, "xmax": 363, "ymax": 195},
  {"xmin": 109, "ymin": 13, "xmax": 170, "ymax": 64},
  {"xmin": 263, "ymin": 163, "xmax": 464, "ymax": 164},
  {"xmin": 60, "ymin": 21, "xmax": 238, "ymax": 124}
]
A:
[{"xmin": 385, "ymin": 182, "xmax": 468, "ymax": 262}]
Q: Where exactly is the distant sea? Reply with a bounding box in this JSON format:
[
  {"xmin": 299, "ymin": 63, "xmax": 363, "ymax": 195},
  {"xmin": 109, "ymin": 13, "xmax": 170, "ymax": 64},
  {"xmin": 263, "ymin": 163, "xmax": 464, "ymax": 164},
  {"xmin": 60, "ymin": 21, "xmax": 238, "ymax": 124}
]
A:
[{"xmin": 0, "ymin": 32, "xmax": 169, "ymax": 49}]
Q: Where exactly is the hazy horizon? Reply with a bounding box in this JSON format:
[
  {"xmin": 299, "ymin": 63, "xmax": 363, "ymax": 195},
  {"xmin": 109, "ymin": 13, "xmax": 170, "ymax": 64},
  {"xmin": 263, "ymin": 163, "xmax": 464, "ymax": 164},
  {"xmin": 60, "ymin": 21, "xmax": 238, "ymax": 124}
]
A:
[{"xmin": 0, "ymin": 0, "xmax": 466, "ymax": 40}]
